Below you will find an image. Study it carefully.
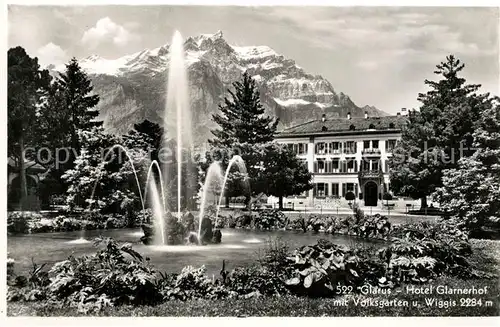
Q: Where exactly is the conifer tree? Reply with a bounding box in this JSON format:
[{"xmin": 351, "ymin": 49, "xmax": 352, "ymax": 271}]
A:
[
  {"xmin": 389, "ymin": 55, "xmax": 490, "ymax": 208},
  {"xmin": 433, "ymin": 98, "xmax": 500, "ymax": 234},
  {"xmin": 8, "ymin": 46, "xmax": 51, "ymax": 209},
  {"xmin": 210, "ymin": 71, "xmax": 278, "ymax": 148}
]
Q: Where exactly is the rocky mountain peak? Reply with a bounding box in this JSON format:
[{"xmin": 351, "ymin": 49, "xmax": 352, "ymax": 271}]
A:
[{"xmin": 54, "ymin": 31, "xmax": 388, "ymax": 143}]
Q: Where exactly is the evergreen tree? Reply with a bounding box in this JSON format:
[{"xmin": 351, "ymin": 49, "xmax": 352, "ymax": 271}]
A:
[
  {"xmin": 389, "ymin": 55, "xmax": 489, "ymax": 208},
  {"xmin": 433, "ymin": 98, "xmax": 500, "ymax": 235},
  {"xmin": 124, "ymin": 120, "xmax": 164, "ymax": 162},
  {"xmin": 38, "ymin": 57, "xmax": 101, "ymax": 157},
  {"xmin": 8, "ymin": 46, "xmax": 51, "ymax": 209},
  {"xmin": 210, "ymin": 71, "xmax": 278, "ymax": 148},
  {"xmin": 206, "ymin": 72, "xmax": 279, "ymax": 205},
  {"xmin": 256, "ymin": 143, "xmax": 313, "ymax": 210}
]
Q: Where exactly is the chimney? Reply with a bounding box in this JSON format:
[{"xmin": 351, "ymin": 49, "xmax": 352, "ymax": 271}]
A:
[
  {"xmin": 347, "ymin": 112, "xmax": 351, "ymax": 120},
  {"xmin": 321, "ymin": 114, "xmax": 326, "ymax": 122},
  {"xmin": 364, "ymin": 111, "xmax": 368, "ymax": 119}
]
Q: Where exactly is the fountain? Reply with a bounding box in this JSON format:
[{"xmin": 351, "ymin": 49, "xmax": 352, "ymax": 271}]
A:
[
  {"xmin": 85, "ymin": 31, "xmax": 248, "ymax": 247},
  {"xmin": 215, "ymin": 155, "xmax": 248, "ymax": 220}
]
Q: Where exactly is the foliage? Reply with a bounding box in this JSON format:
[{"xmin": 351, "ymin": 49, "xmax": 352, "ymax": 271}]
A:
[
  {"xmin": 254, "ymin": 209, "xmax": 288, "ymax": 230},
  {"xmin": 62, "ymin": 127, "xmax": 146, "ymax": 212},
  {"xmin": 433, "ymin": 100, "xmax": 500, "ymax": 234},
  {"xmin": 284, "ymin": 240, "xmax": 384, "ymax": 297},
  {"xmin": 8, "ymin": 46, "xmax": 52, "ymax": 207},
  {"xmin": 46, "ymin": 237, "xmax": 161, "ymax": 312},
  {"xmin": 255, "ymin": 143, "xmax": 313, "ymax": 209},
  {"xmin": 206, "ymin": 72, "xmax": 279, "ymax": 202},
  {"xmin": 8, "ymin": 212, "xmax": 34, "ymax": 234},
  {"xmin": 389, "ymin": 55, "xmax": 492, "ymax": 207},
  {"xmin": 159, "ymin": 266, "xmax": 229, "ymax": 301}
]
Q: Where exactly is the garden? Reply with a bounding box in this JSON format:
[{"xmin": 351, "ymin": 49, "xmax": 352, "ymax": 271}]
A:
[{"xmin": 7, "ymin": 205, "xmax": 500, "ymax": 316}]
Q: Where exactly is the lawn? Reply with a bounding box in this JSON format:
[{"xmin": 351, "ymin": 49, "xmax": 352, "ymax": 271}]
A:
[{"xmin": 7, "ymin": 239, "xmax": 499, "ymax": 317}]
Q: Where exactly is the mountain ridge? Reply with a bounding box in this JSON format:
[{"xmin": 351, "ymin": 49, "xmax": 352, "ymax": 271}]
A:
[{"xmin": 50, "ymin": 30, "xmax": 388, "ymax": 143}]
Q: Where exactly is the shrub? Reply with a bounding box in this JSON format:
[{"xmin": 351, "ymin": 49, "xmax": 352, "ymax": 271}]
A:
[
  {"xmin": 47, "ymin": 237, "xmax": 162, "ymax": 312},
  {"xmin": 226, "ymin": 266, "xmax": 290, "ymax": 297},
  {"xmin": 284, "ymin": 239, "xmax": 385, "ymax": 297},
  {"xmin": 345, "ymin": 192, "xmax": 356, "ymax": 202},
  {"xmin": 257, "ymin": 237, "xmax": 292, "ymax": 277},
  {"xmin": 254, "ymin": 209, "xmax": 287, "ymax": 230},
  {"xmin": 7, "ymin": 212, "xmax": 42, "ymax": 234}
]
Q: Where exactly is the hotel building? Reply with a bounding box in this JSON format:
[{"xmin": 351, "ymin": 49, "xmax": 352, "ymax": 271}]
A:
[{"xmin": 275, "ymin": 111, "xmax": 408, "ymax": 207}]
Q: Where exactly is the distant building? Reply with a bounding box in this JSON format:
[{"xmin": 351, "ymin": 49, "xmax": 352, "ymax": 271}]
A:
[{"xmin": 275, "ymin": 111, "xmax": 408, "ymax": 207}]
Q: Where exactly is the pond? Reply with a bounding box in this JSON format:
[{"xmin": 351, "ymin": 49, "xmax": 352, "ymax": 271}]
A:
[{"xmin": 8, "ymin": 228, "xmax": 384, "ymax": 277}]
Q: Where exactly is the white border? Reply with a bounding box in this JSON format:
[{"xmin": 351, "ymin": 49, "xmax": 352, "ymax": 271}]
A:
[{"xmin": 1, "ymin": 1, "xmax": 499, "ymax": 326}]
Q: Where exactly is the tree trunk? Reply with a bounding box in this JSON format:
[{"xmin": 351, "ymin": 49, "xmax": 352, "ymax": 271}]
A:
[
  {"xmin": 420, "ymin": 197, "xmax": 428, "ymax": 209},
  {"xmin": 19, "ymin": 133, "xmax": 28, "ymax": 210},
  {"xmin": 278, "ymin": 196, "xmax": 284, "ymax": 210},
  {"xmin": 225, "ymin": 196, "xmax": 230, "ymax": 208}
]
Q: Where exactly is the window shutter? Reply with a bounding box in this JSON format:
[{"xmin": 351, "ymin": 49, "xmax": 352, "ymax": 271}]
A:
[
  {"xmin": 313, "ymin": 184, "xmax": 317, "ymax": 197},
  {"xmin": 342, "ymin": 184, "xmax": 346, "ymax": 197},
  {"xmin": 325, "ymin": 183, "xmax": 329, "ymax": 197},
  {"xmin": 313, "ymin": 161, "xmax": 318, "ymax": 173}
]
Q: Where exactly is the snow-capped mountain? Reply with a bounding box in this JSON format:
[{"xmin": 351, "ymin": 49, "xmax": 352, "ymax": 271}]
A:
[{"xmin": 52, "ymin": 30, "xmax": 387, "ymax": 143}]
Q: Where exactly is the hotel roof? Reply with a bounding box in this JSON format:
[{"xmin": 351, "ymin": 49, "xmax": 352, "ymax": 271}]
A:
[{"xmin": 276, "ymin": 115, "xmax": 408, "ymax": 138}]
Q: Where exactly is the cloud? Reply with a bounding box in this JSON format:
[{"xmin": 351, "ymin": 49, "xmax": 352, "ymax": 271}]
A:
[
  {"xmin": 263, "ymin": 7, "xmax": 496, "ymax": 68},
  {"xmin": 36, "ymin": 42, "xmax": 67, "ymax": 67},
  {"xmin": 81, "ymin": 17, "xmax": 134, "ymax": 48}
]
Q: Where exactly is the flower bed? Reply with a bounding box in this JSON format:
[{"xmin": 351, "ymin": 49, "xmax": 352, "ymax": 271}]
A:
[{"xmin": 7, "ymin": 219, "xmax": 491, "ymax": 314}]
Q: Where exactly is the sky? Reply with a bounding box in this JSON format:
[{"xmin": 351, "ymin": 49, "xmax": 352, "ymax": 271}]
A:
[{"xmin": 7, "ymin": 5, "xmax": 500, "ymax": 114}]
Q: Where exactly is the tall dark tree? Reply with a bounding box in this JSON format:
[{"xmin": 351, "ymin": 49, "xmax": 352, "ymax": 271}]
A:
[
  {"xmin": 389, "ymin": 55, "xmax": 490, "ymax": 208},
  {"xmin": 36, "ymin": 58, "xmax": 101, "ymax": 203},
  {"xmin": 433, "ymin": 98, "xmax": 500, "ymax": 234},
  {"xmin": 124, "ymin": 120, "xmax": 164, "ymax": 162},
  {"xmin": 206, "ymin": 72, "xmax": 279, "ymax": 205},
  {"xmin": 210, "ymin": 72, "xmax": 279, "ymax": 148},
  {"xmin": 55, "ymin": 57, "xmax": 101, "ymax": 153},
  {"xmin": 8, "ymin": 46, "xmax": 51, "ymax": 209}
]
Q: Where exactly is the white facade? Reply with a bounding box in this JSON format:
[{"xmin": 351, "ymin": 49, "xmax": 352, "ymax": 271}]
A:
[{"xmin": 276, "ymin": 121, "xmax": 402, "ymax": 207}]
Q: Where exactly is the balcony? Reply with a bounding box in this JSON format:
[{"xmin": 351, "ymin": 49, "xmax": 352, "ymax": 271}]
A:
[
  {"xmin": 358, "ymin": 169, "xmax": 384, "ymax": 180},
  {"xmin": 362, "ymin": 148, "xmax": 381, "ymax": 155}
]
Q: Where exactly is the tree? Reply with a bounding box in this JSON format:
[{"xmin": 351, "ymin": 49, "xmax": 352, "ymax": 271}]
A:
[
  {"xmin": 8, "ymin": 46, "xmax": 51, "ymax": 209},
  {"xmin": 433, "ymin": 98, "xmax": 500, "ymax": 235},
  {"xmin": 206, "ymin": 72, "xmax": 279, "ymax": 205},
  {"xmin": 38, "ymin": 58, "xmax": 100, "ymax": 160},
  {"xmin": 36, "ymin": 58, "xmax": 101, "ymax": 204},
  {"xmin": 389, "ymin": 55, "xmax": 490, "ymax": 208},
  {"xmin": 256, "ymin": 143, "xmax": 313, "ymax": 210},
  {"xmin": 62, "ymin": 126, "xmax": 147, "ymax": 214}
]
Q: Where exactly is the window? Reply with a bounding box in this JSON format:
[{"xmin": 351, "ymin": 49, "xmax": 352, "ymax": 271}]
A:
[
  {"xmin": 389, "ymin": 123, "xmax": 395, "ymax": 129},
  {"xmin": 362, "ymin": 159, "xmax": 370, "ymax": 171},
  {"xmin": 372, "ymin": 140, "xmax": 379, "ymax": 149},
  {"xmin": 315, "ymin": 142, "xmax": 327, "ymax": 155},
  {"xmin": 386, "ymin": 139, "xmax": 397, "ymax": 152},
  {"xmin": 314, "ymin": 183, "xmax": 328, "ymax": 197},
  {"xmin": 331, "ymin": 183, "xmax": 339, "ymax": 197},
  {"xmin": 314, "ymin": 159, "xmax": 326, "ymax": 174},
  {"xmin": 321, "ymin": 126, "xmax": 328, "ymax": 132},
  {"xmin": 363, "ymin": 140, "xmax": 370, "ymax": 149},
  {"xmin": 344, "ymin": 141, "xmax": 356, "ymax": 154},
  {"xmin": 329, "ymin": 142, "xmax": 341, "ymax": 154},
  {"xmin": 347, "ymin": 159, "xmax": 357, "ymax": 173},
  {"xmin": 372, "ymin": 160, "xmax": 380, "ymax": 171},
  {"xmin": 331, "ymin": 159, "xmax": 340, "ymax": 172},
  {"xmin": 349, "ymin": 124, "xmax": 356, "ymax": 130},
  {"xmin": 368, "ymin": 124, "xmax": 376, "ymax": 129}
]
